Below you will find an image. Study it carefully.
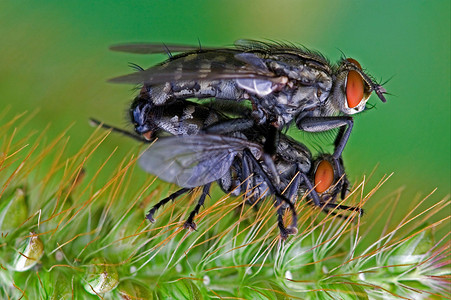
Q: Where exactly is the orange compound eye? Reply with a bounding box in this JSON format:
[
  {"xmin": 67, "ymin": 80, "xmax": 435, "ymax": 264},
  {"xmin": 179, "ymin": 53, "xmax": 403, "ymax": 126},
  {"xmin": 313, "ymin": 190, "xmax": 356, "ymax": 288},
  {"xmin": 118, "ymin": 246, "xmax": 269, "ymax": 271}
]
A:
[
  {"xmin": 346, "ymin": 58, "xmax": 361, "ymax": 69},
  {"xmin": 314, "ymin": 160, "xmax": 334, "ymax": 193},
  {"xmin": 346, "ymin": 70, "xmax": 365, "ymax": 108}
]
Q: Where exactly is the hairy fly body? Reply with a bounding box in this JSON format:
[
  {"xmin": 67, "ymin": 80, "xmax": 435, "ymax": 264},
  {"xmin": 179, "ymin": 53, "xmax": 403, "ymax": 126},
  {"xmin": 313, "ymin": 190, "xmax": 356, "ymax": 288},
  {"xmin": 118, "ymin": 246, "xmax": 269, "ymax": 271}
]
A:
[{"xmin": 111, "ymin": 40, "xmax": 388, "ymax": 160}]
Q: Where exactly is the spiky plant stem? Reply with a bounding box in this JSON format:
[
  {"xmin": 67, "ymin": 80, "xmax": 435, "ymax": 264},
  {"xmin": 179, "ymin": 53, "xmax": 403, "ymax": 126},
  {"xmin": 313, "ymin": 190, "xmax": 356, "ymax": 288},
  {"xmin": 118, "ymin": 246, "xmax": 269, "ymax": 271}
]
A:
[{"xmin": 0, "ymin": 113, "xmax": 449, "ymax": 299}]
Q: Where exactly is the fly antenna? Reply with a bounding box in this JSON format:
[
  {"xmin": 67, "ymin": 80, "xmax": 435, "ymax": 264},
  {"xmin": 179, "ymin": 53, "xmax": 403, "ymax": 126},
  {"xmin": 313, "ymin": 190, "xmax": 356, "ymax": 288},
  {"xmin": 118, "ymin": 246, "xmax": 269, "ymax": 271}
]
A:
[{"xmin": 374, "ymin": 85, "xmax": 387, "ymax": 103}]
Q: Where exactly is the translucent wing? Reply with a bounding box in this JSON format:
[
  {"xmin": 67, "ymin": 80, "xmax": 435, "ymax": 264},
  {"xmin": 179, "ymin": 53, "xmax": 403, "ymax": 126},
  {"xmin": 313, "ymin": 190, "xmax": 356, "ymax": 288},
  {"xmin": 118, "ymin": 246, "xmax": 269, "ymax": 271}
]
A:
[
  {"xmin": 110, "ymin": 43, "xmax": 217, "ymax": 54},
  {"xmin": 139, "ymin": 135, "xmax": 263, "ymax": 188},
  {"xmin": 109, "ymin": 50, "xmax": 276, "ymax": 85}
]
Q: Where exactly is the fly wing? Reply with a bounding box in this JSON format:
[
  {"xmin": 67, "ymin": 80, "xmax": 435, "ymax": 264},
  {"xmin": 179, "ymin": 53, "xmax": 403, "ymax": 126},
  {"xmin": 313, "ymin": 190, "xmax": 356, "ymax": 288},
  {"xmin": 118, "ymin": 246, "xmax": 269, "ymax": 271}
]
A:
[
  {"xmin": 110, "ymin": 43, "xmax": 218, "ymax": 54},
  {"xmin": 109, "ymin": 50, "xmax": 276, "ymax": 85},
  {"xmin": 139, "ymin": 135, "xmax": 263, "ymax": 188}
]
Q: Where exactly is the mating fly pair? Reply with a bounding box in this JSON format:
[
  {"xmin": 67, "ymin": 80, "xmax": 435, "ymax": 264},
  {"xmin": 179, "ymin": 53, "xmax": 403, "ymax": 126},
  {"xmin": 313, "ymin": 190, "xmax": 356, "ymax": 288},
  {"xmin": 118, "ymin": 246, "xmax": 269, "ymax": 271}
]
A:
[{"xmin": 106, "ymin": 40, "xmax": 387, "ymax": 238}]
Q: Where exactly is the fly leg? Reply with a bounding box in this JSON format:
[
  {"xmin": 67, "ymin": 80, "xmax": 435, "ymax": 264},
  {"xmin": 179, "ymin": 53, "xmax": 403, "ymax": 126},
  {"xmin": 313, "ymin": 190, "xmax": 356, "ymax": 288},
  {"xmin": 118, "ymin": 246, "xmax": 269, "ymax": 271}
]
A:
[
  {"xmin": 332, "ymin": 130, "xmax": 361, "ymax": 216},
  {"xmin": 146, "ymin": 188, "xmax": 192, "ymax": 223},
  {"xmin": 321, "ymin": 203, "xmax": 363, "ymax": 218},
  {"xmin": 329, "ymin": 149, "xmax": 351, "ymax": 201},
  {"xmin": 261, "ymin": 126, "xmax": 281, "ymax": 184},
  {"xmin": 330, "ymin": 140, "xmax": 351, "ymax": 201},
  {"xmin": 184, "ymin": 183, "xmax": 212, "ymax": 231},
  {"xmin": 298, "ymin": 172, "xmax": 322, "ymax": 207},
  {"xmin": 240, "ymin": 153, "xmax": 258, "ymax": 205},
  {"xmin": 243, "ymin": 149, "xmax": 298, "ymax": 239},
  {"xmin": 284, "ymin": 170, "xmax": 303, "ymax": 204},
  {"xmin": 297, "ymin": 116, "xmax": 353, "ymax": 160},
  {"xmin": 340, "ymin": 177, "xmax": 350, "ymax": 200},
  {"xmin": 263, "ymin": 125, "xmax": 279, "ymax": 156}
]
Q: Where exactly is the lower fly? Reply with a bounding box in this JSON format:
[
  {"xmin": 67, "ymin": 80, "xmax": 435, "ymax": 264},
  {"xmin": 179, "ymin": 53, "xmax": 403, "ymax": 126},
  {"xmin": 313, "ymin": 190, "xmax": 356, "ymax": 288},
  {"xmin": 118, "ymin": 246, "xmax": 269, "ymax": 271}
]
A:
[{"xmin": 92, "ymin": 99, "xmax": 362, "ymax": 239}]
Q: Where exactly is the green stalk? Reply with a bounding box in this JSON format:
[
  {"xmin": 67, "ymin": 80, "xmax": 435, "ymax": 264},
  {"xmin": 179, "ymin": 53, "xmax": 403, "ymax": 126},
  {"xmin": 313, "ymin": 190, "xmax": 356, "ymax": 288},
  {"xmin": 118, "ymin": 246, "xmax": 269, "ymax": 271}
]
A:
[{"xmin": 0, "ymin": 113, "xmax": 449, "ymax": 299}]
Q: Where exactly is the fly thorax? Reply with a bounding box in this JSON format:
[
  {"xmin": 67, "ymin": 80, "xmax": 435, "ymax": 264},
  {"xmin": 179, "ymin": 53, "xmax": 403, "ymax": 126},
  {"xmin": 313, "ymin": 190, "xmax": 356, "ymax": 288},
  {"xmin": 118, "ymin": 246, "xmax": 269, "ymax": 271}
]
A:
[
  {"xmin": 285, "ymin": 66, "xmax": 332, "ymax": 114},
  {"xmin": 320, "ymin": 98, "xmax": 339, "ymax": 117},
  {"xmin": 289, "ymin": 64, "xmax": 334, "ymax": 101},
  {"xmin": 291, "ymin": 86, "xmax": 321, "ymax": 112},
  {"xmin": 298, "ymin": 66, "xmax": 332, "ymax": 88}
]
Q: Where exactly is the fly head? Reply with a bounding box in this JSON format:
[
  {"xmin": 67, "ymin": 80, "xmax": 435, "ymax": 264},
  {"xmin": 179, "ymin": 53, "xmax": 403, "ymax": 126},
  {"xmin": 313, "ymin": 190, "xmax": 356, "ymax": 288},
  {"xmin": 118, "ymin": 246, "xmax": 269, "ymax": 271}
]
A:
[
  {"xmin": 311, "ymin": 154, "xmax": 348, "ymax": 203},
  {"xmin": 130, "ymin": 96, "xmax": 158, "ymax": 140},
  {"xmin": 332, "ymin": 58, "xmax": 387, "ymax": 115}
]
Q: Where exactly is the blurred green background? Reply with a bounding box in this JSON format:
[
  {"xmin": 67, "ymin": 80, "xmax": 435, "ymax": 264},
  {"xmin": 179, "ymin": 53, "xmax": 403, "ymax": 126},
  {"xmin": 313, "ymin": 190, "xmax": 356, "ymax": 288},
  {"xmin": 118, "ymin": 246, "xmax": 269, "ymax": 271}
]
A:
[{"xmin": 0, "ymin": 1, "xmax": 449, "ymax": 219}]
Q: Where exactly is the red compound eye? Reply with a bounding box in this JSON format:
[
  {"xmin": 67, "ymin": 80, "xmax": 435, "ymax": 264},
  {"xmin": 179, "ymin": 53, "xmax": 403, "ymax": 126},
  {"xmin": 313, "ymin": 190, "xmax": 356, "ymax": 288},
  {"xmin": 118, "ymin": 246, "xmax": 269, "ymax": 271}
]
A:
[
  {"xmin": 314, "ymin": 160, "xmax": 334, "ymax": 193},
  {"xmin": 346, "ymin": 70, "xmax": 365, "ymax": 108}
]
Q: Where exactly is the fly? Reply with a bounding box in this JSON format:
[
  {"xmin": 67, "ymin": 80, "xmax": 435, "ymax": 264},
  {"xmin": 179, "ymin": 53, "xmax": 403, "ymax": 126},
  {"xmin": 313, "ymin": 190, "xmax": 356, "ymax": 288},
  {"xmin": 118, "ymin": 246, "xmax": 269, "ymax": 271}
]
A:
[
  {"xmin": 139, "ymin": 129, "xmax": 358, "ymax": 239},
  {"xmin": 92, "ymin": 100, "xmax": 361, "ymax": 239},
  {"xmin": 110, "ymin": 39, "xmax": 388, "ymax": 161}
]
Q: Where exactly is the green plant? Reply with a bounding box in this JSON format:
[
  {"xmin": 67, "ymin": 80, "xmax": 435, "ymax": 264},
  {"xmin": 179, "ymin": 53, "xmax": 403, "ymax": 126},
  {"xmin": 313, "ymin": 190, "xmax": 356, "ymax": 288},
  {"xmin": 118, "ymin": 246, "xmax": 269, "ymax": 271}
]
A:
[{"xmin": 0, "ymin": 113, "xmax": 449, "ymax": 299}]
